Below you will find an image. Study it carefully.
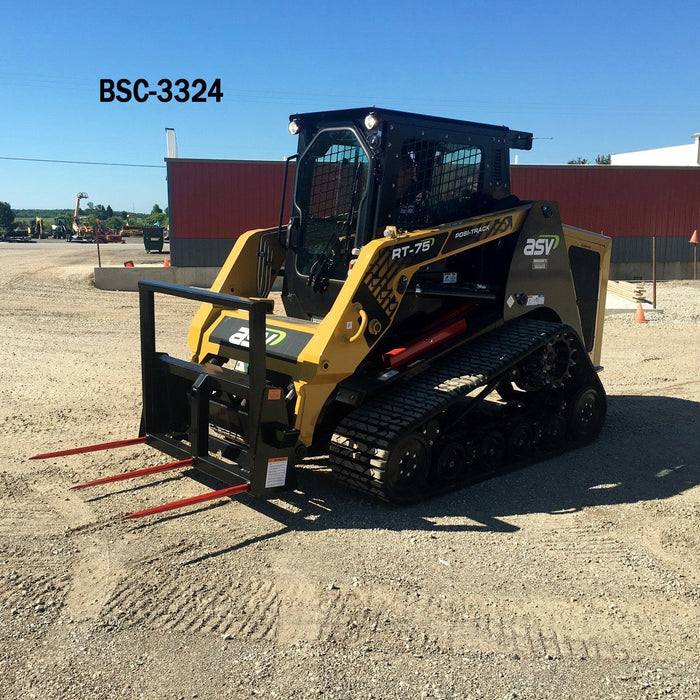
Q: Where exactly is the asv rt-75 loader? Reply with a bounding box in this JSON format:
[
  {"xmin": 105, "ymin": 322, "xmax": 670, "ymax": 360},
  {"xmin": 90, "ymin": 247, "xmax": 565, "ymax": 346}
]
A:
[{"xmin": 34, "ymin": 108, "xmax": 611, "ymax": 518}]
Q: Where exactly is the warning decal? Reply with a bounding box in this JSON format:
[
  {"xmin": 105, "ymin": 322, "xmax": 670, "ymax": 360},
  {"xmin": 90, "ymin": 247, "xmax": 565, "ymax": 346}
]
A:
[{"xmin": 265, "ymin": 458, "xmax": 288, "ymax": 488}]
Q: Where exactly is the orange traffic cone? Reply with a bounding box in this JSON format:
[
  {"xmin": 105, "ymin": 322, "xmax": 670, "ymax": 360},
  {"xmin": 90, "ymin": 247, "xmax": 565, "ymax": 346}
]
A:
[
  {"xmin": 163, "ymin": 257, "xmax": 170, "ymax": 268},
  {"xmin": 635, "ymin": 302, "xmax": 648, "ymax": 323},
  {"xmin": 690, "ymin": 230, "xmax": 698, "ymax": 244}
]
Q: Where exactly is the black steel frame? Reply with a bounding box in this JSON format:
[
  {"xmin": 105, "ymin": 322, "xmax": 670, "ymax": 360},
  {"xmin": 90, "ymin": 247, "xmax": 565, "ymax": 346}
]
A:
[{"xmin": 138, "ymin": 280, "xmax": 274, "ymax": 492}]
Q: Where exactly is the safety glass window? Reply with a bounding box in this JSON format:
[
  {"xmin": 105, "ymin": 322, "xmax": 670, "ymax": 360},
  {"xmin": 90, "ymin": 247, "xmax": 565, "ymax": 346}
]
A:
[{"xmin": 295, "ymin": 129, "xmax": 369, "ymax": 280}]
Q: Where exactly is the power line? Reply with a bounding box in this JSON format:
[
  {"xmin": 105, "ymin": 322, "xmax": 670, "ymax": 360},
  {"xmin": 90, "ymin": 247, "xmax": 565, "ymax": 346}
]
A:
[{"xmin": 0, "ymin": 156, "xmax": 165, "ymax": 168}]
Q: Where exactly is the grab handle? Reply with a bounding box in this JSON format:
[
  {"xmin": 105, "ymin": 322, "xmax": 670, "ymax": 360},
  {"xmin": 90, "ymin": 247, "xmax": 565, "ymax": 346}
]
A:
[{"xmin": 348, "ymin": 310, "xmax": 368, "ymax": 343}]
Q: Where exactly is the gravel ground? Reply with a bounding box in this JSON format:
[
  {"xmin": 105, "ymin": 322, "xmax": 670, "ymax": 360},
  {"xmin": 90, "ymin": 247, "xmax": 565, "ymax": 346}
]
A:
[{"xmin": 0, "ymin": 240, "xmax": 698, "ymax": 699}]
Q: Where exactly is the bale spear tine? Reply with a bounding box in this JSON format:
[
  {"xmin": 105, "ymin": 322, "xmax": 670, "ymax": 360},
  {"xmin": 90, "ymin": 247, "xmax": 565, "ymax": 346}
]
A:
[
  {"xmin": 30, "ymin": 437, "xmax": 147, "ymax": 460},
  {"xmin": 70, "ymin": 458, "xmax": 194, "ymax": 490},
  {"xmin": 123, "ymin": 483, "xmax": 249, "ymax": 520}
]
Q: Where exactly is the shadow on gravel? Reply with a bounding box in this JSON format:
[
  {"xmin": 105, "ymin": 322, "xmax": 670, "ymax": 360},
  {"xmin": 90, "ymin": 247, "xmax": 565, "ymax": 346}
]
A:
[{"xmin": 139, "ymin": 394, "xmax": 698, "ymax": 562}]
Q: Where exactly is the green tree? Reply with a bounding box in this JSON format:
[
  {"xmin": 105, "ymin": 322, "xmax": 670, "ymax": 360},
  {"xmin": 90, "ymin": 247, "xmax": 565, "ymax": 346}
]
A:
[
  {"xmin": 567, "ymin": 157, "xmax": 589, "ymax": 164},
  {"xmin": 106, "ymin": 205, "xmax": 114, "ymax": 218},
  {"xmin": 0, "ymin": 201, "xmax": 15, "ymax": 232},
  {"xmin": 151, "ymin": 203, "xmax": 163, "ymax": 215},
  {"xmin": 103, "ymin": 216, "xmax": 124, "ymax": 231},
  {"xmin": 145, "ymin": 211, "xmax": 168, "ymax": 227},
  {"xmin": 595, "ymin": 154, "xmax": 611, "ymax": 164}
]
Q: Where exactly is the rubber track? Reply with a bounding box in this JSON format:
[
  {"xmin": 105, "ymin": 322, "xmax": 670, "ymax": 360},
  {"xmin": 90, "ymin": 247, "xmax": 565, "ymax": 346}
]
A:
[{"xmin": 329, "ymin": 318, "xmax": 566, "ymax": 500}]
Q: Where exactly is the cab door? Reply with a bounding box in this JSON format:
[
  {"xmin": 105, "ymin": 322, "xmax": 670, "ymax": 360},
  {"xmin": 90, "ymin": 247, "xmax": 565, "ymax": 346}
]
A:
[{"xmin": 283, "ymin": 127, "xmax": 370, "ymax": 320}]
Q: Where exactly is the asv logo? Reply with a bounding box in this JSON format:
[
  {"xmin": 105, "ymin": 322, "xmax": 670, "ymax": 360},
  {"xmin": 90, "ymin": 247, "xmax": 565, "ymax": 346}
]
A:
[
  {"xmin": 228, "ymin": 326, "xmax": 286, "ymax": 348},
  {"xmin": 523, "ymin": 234, "xmax": 560, "ymax": 256}
]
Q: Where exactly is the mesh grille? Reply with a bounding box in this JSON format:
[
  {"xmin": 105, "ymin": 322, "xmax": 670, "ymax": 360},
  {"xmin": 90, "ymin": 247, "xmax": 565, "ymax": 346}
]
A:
[
  {"xmin": 295, "ymin": 129, "xmax": 369, "ymax": 278},
  {"xmin": 393, "ymin": 141, "xmax": 483, "ymax": 228},
  {"xmin": 309, "ymin": 143, "xmax": 367, "ymax": 220}
]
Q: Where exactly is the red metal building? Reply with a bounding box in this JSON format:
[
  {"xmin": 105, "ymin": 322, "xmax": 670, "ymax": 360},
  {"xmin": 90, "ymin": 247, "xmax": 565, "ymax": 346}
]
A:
[
  {"xmin": 512, "ymin": 165, "xmax": 700, "ymax": 279},
  {"xmin": 166, "ymin": 158, "xmax": 293, "ymax": 267},
  {"xmin": 167, "ymin": 159, "xmax": 700, "ymax": 278}
]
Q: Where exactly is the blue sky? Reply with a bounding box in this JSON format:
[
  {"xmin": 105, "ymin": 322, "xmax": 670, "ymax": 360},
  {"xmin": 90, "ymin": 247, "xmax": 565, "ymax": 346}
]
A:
[{"xmin": 1, "ymin": 0, "xmax": 697, "ymax": 212}]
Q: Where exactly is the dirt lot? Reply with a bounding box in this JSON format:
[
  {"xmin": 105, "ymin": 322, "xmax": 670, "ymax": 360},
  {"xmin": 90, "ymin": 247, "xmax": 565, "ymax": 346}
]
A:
[{"xmin": 0, "ymin": 239, "xmax": 698, "ymax": 699}]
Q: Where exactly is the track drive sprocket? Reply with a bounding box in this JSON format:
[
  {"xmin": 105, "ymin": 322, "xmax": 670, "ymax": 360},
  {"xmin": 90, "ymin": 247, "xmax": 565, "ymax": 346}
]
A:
[{"xmin": 515, "ymin": 332, "xmax": 576, "ymax": 391}]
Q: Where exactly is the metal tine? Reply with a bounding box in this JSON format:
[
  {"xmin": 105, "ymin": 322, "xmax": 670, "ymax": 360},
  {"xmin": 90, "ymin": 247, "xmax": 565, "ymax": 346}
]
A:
[
  {"xmin": 123, "ymin": 483, "xmax": 249, "ymax": 520},
  {"xmin": 30, "ymin": 437, "xmax": 147, "ymax": 460},
  {"xmin": 70, "ymin": 458, "xmax": 194, "ymax": 490}
]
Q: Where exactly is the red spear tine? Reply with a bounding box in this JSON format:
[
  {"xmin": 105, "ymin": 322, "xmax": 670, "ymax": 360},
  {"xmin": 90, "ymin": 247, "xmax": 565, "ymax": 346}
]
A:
[
  {"xmin": 70, "ymin": 458, "xmax": 194, "ymax": 490},
  {"xmin": 123, "ymin": 483, "xmax": 249, "ymax": 520},
  {"xmin": 30, "ymin": 437, "xmax": 147, "ymax": 460}
]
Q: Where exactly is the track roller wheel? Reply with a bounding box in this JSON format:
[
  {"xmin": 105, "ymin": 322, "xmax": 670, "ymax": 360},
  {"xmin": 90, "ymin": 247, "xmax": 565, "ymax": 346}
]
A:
[
  {"xmin": 530, "ymin": 417, "xmax": 545, "ymax": 448},
  {"xmin": 464, "ymin": 438, "xmax": 478, "ymax": 469},
  {"xmin": 567, "ymin": 387, "xmax": 605, "ymax": 442},
  {"xmin": 384, "ymin": 433, "xmax": 431, "ymax": 504},
  {"xmin": 434, "ymin": 441, "xmax": 467, "ymax": 487},
  {"xmin": 478, "ymin": 430, "xmax": 505, "ymax": 471},
  {"xmin": 542, "ymin": 412, "xmax": 567, "ymax": 449},
  {"xmin": 506, "ymin": 421, "xmax": 533, "ymax": 460}
]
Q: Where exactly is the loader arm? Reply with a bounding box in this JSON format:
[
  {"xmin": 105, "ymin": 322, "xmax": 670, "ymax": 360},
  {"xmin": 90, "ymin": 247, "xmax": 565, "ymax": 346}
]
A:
[
  {"xmin": 188, "ymin": 227, "xmax": 286, "ymax": 361},
  {"xmin": 192, "ymin": 208, "xmax": 524, "ymax": 445}
]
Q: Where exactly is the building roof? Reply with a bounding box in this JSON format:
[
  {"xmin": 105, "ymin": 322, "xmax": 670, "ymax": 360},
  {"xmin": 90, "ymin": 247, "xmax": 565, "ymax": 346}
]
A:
[{"xmin": 611, "ymin": 134, "xmax": 700, "ymax": 166}]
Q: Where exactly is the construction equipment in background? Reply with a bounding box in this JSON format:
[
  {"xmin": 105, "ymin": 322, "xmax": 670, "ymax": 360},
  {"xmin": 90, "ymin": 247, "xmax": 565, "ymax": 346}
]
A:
[
  {"xmin": 35, "ymin": 108, "xmax": 611, "ymax": 519},
  {"xmin": 94, "ymin": 219, "xmax": 123, "ymax": 244},
  {"xmin": 30, "ymin": 218, "xmax": 45, "ymax": 239},
  {"xmin": 69, "ymin": 192, "xmax": 92, "ymax": 242},
  {"xmin": 119, "ymin": 214, "xmax": 145, "ymax": 237},
  {"xmin": 51, "ymin": 218, "xmax": 71, "ymax": 239},
  {"xmin": 68, "ymin": 192, "xmax": 123, "ymax": 244},
  {"xmin": 1, "ymin": 225, "xmax": 32, "ymax": 243}
]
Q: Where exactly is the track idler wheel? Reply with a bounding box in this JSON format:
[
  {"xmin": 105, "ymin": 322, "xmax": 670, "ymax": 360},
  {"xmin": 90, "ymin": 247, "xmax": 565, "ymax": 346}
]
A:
[
  {"xmin": 567, "ymin": 387, "xmax": 606, "ymax": 442},
  {"xmin": 384, "ymin": 433, "xmax": 431, "ymax": 504}
]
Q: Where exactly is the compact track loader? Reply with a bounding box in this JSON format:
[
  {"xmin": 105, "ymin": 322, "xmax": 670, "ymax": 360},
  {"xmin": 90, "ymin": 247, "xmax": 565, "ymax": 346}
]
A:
[{"xmin": 34, "ymin": 108, "xmax": 611, "ymax": 517}]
